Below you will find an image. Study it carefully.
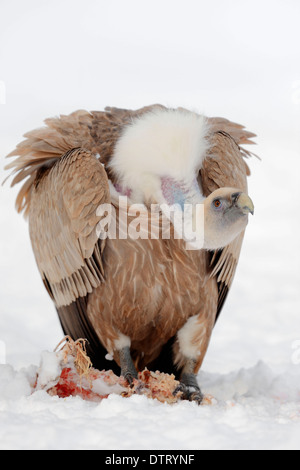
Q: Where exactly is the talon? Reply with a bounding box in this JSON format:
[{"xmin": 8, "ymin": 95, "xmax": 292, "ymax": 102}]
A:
[
  {"xmin": 173, "ymin": 382, "xmax": 186, "ymax": 396},
  {"xmin": 187, "ymin": 389, "xmax": 204, "ymax": 404},
  {"xmin": 119, "ymin": 345, "xmax": 138, "ymax": 386},
  {"xmin": 179, "ymin": 383, "xmax": 204, "ymax": 404},
  {"xmin": 123, "ymin": 371, "xmax": 137, "ymax": 387},
  {"xmin": 179, "ymin": 366, "xmax": 204, "ymax": 404}
]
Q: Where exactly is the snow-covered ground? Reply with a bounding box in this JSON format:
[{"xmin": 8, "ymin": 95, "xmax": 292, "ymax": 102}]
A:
[{"xmin": 0, "ymin": 0, "xmax": 300, "ymax": 450}]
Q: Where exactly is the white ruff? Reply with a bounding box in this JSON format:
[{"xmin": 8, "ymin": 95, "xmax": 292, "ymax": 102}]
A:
[{"xmin": 108, "ymin": 108, "xmax": 210, "ymax": 203}]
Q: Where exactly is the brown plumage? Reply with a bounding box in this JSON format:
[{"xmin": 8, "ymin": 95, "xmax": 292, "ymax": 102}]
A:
[{"xmin": 5, "ymin": 104, "xmax": 256, "ymax": 402}]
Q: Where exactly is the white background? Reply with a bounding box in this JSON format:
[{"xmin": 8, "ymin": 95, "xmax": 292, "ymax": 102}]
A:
[{"xmin": 0, "ymin": 0, "xmax": 300, "ymax": 450}]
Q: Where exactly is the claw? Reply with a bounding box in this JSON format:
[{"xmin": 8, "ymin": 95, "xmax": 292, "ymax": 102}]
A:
[
  {"xmin": 119, "ymin": 346, "xmax": 138, "ymax": 386},
  {"xmin": 186, "ymin": 388, "xmax": 204, "ymax": 404},
  {"xmin": 175, "ymin": 382, "xmax": 204, "ymax": 404},
  {"xmin": 179, "ymin": 365, "xmax": 204, "ymax": 404},
  {"xmin": 123, "ymin": 371, "xmax": 138, "ymax": 387}
]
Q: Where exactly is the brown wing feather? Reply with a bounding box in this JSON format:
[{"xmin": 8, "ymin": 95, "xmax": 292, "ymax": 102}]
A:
[
  {"xmin": 208, "ymin": 117, "xmax": 257, "ymax": 146},
  {"xmin": 28, "ymin": 147, "xmax": 113, "ymax": 368},
  {"xmin": 29, "ymin": 148, "xmax": 110, "ymax": 307}
]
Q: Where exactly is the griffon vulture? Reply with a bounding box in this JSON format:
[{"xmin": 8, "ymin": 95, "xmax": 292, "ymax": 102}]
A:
[{"xmin": 5, "ymin": 104, "xmax": 256, "ymax": 403}]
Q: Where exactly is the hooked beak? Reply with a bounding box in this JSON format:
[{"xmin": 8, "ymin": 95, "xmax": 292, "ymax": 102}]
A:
[{"xmin": 233, "ymin": 192, "xmax": 254, "ymax": 215}]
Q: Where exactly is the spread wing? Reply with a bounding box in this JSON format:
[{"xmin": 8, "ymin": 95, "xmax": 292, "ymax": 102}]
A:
[{"xmin": 29, "ymin": 148, "xmax": 113, "ymax": 369}]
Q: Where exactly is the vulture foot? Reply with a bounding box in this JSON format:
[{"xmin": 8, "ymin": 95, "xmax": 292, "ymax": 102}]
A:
[
  {"xmin": 182, "ymin": 385, "xmax": 204, "ymax": 404},
  {"xmin": 174, "ymin": 379, "xmax": 204, "ymax": 404},
  {"xmin": 119, "ymin": 346, "xmax": 138, "ymax": 385},
  {"xmin": 177, "ymin": 360, "xmax": 204, "ymax": 404}
]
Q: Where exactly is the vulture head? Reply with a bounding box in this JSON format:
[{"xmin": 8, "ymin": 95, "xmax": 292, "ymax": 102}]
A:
[
  {"xmin": 108, "ymin": 108, "xmax": 254, "ymax": 250},
  {"xmin": 203, "ymin": 187, "xmax": 254, "ymax": 250}
]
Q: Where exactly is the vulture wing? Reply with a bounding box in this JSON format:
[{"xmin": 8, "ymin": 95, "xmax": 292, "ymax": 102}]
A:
[{"xmin": 28, "ymin": 148, "xmax": 112, "ymax": 369}]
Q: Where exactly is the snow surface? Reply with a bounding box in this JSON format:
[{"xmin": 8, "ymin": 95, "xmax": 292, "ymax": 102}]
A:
[
  {"xmin": 0, "ymin": 0, "xmax": 300, "ymax": 451},
  {"xmin": 0, "ymin": 361, "xmax": 300, "ymax": 450}
]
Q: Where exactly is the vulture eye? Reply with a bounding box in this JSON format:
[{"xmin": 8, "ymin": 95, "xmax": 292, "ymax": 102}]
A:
[{"xmin": 213, "ymin": 199, "xmax": 222, "ymax": 209}]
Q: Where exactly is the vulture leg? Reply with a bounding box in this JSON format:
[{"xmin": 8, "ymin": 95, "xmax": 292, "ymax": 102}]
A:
[
  {"xmin": 119, "ymin": 346, "xmax": 138, "ymax": 385},
  {"xmin": 179, "ymin": 359, "xmax": 204, "ymax": 404},
  {"xmin": 173, "ymin": 311, "xmax": 215, "ymax": 404}
]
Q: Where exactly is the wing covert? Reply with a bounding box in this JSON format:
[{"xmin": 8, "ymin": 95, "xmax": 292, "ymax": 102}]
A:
[{"xmin": 29, "ymin": 148, "xmax": 110, "ymax": 308}]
